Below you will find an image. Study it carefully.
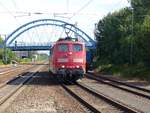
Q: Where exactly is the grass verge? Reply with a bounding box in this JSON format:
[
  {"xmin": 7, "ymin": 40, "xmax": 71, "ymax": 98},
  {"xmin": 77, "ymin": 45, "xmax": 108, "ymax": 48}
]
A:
[{"xmin": 95, "ymin": 64, "xmax": 150, "ymax": 81}]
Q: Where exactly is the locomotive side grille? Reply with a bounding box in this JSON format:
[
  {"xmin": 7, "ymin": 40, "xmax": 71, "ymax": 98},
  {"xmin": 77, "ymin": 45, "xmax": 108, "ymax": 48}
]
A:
[{"xmin": 57, "ymin": 58, "xmax": 68, "ymax": 62}]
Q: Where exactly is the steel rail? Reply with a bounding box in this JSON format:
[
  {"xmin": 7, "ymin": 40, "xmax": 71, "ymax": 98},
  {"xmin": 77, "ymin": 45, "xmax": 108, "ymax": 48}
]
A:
[
  {"xmin": 86, "ymin": 74, "xmax": 150, "ymax": 100},
  {"xmin": 0, "ymin": 66, "xmax": 23, "ymax": 75},
  {"xmin": 0, "ymin": 63, "xmax": 46, "ymax": 107},
  {"xmin": 0, "ymin": 64, "xmax": 36, "ymax": 89},
  {"xmin": 0, "ymin": 64, "xmax": 34, "ymax": 75},
  {"xmin": 0, "ymin": 72, "xmax": 39, "ymax": 106},
  {"xmin": 76, "ymin": 82, "xmax": 143, "ymax": 113},
  {"xmin": 61, "ymin": 83, "xmax": 102, "ymax": 113},
  {"xmin": 0, "ymin": 72, "xmax": 28, "ymax": 89},
  {"xmin": 88, "ymin": 72, "xmax": 150, "ymax": 93}
]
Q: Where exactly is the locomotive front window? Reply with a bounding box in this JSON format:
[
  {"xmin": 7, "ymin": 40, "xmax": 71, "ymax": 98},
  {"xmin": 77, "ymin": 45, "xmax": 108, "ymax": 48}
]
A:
[
  {"xmin": 73, "ymin": 44, "xmax": 82, "ymax": 52},
  {"xmin": 58, "ymin": 44, "xmax": 68, "ymax": 52}
]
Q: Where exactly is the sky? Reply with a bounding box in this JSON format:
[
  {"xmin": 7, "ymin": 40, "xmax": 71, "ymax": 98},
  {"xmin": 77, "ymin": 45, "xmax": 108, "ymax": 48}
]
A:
[{"xmin": 0, "ymin": 0, "xmax": 130, "ymax": 42}]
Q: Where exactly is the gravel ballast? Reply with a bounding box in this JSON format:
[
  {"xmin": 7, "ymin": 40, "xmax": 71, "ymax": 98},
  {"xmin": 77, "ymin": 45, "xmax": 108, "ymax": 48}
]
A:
[
  {"xmin": 81, "ymin": 78, "xmax": 150, "ymax": 113},
  {"xmin": 2, "ymin": 67, "xmax": 86, "ymax": 113}
]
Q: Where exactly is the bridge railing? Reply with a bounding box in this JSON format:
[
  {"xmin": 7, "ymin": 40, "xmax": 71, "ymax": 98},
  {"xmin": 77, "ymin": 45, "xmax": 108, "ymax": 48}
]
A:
[{"xmin": 9, "ymin": 42, "xmax": 55, "ymax": 47}]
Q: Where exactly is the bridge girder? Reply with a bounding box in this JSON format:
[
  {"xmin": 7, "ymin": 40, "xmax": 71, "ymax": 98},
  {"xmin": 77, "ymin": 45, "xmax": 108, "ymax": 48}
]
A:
[{"xmin": 2, "ymin": 19, "xmax": 96, "ymax": 50}]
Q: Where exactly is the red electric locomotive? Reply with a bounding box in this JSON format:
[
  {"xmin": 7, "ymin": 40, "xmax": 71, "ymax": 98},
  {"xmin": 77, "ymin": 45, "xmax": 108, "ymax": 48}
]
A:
[{"xmin": 49, "ymin": 37, "xmax": 86, "ymax": 82}]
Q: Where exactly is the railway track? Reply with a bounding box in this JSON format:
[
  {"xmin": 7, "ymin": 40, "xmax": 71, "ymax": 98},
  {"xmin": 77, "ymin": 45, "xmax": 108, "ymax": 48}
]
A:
[
  {"xmin": 0, "ymin": 72, "xmax": 28, "ymax": 89},
  {"xmin": 0, "ymin": 62, "xmax": 44, "ymax": 75},
  {"xmin": 0, "ymin": 64, "xmax": 34, "ymax": 75},
  {"xmin": 0, "ymin": 65, "xmax": 38, "ymax": 89},
  {"xmin": 88, "ymin": 72, "xmax": 150, "ymax": 92},
  {"xmin": 60, "ymin": 80, "xmax": 142, "ymax": 113},
  {"xmin": 82, "ymin": 73, "xmax": 150, "ymax": 112},
  {"xmin": 0, "ymin": 65, "xmax": 44, "ymax": 109},
  {"xmin": 0, "ymin": 66, "xmax": 15, "ymax": 73},
  {"xmin": 86, "ymin": 73, "xmax": 150, "ymax": 100},
  {"xmin": 0, "ymin": 65, "xmax": 24, "ymax": 75}
]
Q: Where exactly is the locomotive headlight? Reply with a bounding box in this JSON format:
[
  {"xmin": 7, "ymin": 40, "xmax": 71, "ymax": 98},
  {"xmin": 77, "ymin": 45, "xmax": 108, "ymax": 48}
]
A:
[
  {"xmin": 76, "ymin": 65, "xmax": 80, "ymax": 68},
  {"xmin": 69, "ymin": 52, "xmax": 72, "ymax": 55},
  {"xmin": 61, "ymin": 65, "xmax": 65, "ymax": 68}
]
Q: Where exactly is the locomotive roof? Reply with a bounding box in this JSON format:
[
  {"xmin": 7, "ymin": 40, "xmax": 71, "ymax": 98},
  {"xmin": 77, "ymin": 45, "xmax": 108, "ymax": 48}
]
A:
[{"xmin": 56, "ymin": 40, "xmax": 84, "ymax": 45}]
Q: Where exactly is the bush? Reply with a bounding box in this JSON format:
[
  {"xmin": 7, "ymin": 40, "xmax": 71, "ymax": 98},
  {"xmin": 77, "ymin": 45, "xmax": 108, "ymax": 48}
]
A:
[
  {"xmin": 95, "ymin": 63, "xmax": 150, "ymax": 81},
  {"xmin": 17, "ymin": 58, "xmax": 32, "ymax": 63},
  {"xmin": 0, "ymin": 59, "xmax": 3, "ymax": 64}
]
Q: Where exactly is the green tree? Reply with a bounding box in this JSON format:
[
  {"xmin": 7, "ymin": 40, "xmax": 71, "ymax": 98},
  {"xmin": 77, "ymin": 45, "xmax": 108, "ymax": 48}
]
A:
[
  {"xmin": 0, "ymin": 37, "xmax": 3, "ymax": 44},
  {"xmin": 0, "ymin": 36, "xmax": 3, "ymax": 60},
  {"xmin": 130, "ymin": 0, "xmax": 150, "ymax": 65},
  {"xmin": 94, "ymin": 0, "xmax": 150, "ymax": 79},
  {"xmin": 95, "ymin": 8, "xmax": 132, "ymax": 64},
  {"xmin": 0, "ymin": 36, "xmax": 17, "ymax": 64},
  {"xmin": 95, "ymin": 0, "xmax": 150, "ymax": 66},
  {"xmin": 131, "ymin": 0, "xmax": 150, "ymax": 23},
  {"xmin": 136, "ymin": 16, "xmax": 150, "ymax": 65}
]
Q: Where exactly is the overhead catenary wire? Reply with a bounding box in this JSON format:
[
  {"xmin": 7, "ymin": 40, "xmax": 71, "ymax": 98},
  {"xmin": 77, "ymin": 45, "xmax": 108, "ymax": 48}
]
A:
[
  {"xmin": 0, "ymin": 12, "xmax": 100, "ymax": 20},
  {"xmin": 0, "ymin": 1, "xmax": 33, "ymax": 43},
  {"xmin": 11, "ymin": 0, "xmax": 18, "ymax": 9},
  {"xmin": 0, "ymin": 1, "xmax": 20, "ymax": 25},
  {"xmin": 68, "ymin": 0, "xmax": 94, "ymax": 19}
]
